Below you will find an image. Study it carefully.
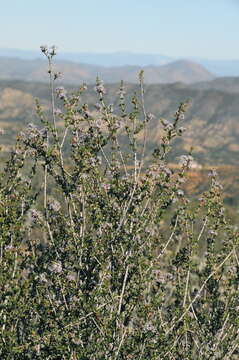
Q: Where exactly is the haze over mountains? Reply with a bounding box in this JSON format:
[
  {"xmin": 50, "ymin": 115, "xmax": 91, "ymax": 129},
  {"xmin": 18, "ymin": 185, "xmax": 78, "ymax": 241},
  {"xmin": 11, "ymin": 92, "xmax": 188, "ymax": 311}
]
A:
[
  {"xmin": 1, "ymin": 48, "xmax": 239, "ymax": 77},
  {"xmin": 0, "ymin": 57, "xmax": 214, "ymax": 84}
]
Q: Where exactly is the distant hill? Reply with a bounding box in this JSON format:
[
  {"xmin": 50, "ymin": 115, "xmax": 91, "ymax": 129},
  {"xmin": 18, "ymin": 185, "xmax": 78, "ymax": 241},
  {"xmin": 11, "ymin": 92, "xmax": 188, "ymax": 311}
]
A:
[
  {"xmin": 142, "ymin": 60, "xmax": 214, "ymax": 84},
  {"xmin": 190, "ymin": 76, "xmax": 239, "ymax": 94},
  {"xmin": 0, "ymin": 48, "xmax": 239, "ymax": 76},
  {"xmin": 0, "ymin": 57, "xmax": 214, "ymax": 84}
]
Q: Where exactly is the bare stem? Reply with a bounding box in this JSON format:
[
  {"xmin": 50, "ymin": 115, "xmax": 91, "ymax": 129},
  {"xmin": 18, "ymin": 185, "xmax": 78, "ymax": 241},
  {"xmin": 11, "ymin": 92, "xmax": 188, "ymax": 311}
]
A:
[
  {"xmin": 166, "ymin": 249, "xmax": 234, "ymax": 336},
  {"xmin": 117, "ymin": 264, "xmax": 129, "ymax": 315}
]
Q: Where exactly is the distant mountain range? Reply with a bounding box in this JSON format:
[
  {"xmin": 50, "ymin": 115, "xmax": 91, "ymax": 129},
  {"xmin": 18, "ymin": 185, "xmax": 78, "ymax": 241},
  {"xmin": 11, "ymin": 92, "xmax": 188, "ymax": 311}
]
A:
[
  {"xmin": 0, "ymin": 49, "xmax": 172, "ymax": 67},
  {"xmin": 0, "ymin": 57, "xmax": 214, "ymax": 84},
  {"xmin": 0, "ymin": 48, "xmax": 239, "ymax": 77}
]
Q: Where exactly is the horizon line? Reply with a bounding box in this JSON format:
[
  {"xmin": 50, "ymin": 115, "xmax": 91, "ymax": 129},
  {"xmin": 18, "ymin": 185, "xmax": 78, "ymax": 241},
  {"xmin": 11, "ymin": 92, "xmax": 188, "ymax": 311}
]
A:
[{"xmin": 0, "ymin": 47, "xmax": 239, "ymax": 62}]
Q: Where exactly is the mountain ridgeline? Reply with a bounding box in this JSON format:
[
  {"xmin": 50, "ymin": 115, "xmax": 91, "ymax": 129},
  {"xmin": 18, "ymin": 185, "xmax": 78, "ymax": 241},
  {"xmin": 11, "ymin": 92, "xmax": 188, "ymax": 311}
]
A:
[
  {"xmin": 1, "ymin": 48, "xmax": 239, "ymax": 76},
  {"xmin": 0, "ymin": 57, "xmax": 214, "ymax": 84}
]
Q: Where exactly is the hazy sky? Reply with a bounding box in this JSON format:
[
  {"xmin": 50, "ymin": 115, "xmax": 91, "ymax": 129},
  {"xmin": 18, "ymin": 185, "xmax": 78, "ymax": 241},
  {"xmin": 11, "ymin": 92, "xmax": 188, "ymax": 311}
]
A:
[{"xmin": 2, "ymin": 0, "xmax": 239, "ymax": 59}]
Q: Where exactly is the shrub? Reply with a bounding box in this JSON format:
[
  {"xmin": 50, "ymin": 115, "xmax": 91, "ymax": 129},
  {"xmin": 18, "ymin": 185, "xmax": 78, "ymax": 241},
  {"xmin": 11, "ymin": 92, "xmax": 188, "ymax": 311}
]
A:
[{"xmin": 0, "ymin": 46, "xmax": 238, "ymax": 359}]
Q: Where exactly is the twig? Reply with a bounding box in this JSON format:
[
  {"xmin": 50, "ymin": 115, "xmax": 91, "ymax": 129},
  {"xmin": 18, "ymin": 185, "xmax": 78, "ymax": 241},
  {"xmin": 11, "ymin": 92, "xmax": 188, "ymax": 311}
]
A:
[
  {"xmin": 222, "ymin": 333, "xmax": 239, "ymax": 359},
  {"xmin": 138, "ymin": 70, "xmax": 148, "ymax": 179},
  {"xmin": 197, "ymin": 216, "xmax": 208, "ymax": 243},
  {"xmin": 118, "ymin": 265, "xmax": 129, "ymax": 315},
  {"xmin": 114, "ymin": 327, "xmax": 127, "ymax": 360},
  {"xmin": 165, "ymin": 249, "xmax": 234, "ymax": 336},
  {"xmin": 146, "ymin": 215, "xmax": 179, "ymax": 275},
  {"xmin": 183, "ymin": 269, "xmax": 190, "ymax": 307},
  {"xmin": 212, "ymin": 314, "xmax": 230, "ymax": 359}
]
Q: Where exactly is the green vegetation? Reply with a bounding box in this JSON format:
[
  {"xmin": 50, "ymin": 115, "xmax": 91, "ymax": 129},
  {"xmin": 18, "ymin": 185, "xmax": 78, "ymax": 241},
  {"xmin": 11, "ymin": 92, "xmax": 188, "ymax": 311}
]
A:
[{"xmin": 0, "ymin": 47, "xmax": 238, "ymax": 359}]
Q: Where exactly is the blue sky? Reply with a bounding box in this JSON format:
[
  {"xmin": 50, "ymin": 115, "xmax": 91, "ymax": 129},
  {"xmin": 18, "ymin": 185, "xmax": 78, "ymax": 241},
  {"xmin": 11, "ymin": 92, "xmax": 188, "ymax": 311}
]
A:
[{"xmin": 2, "ymin": 0, "xmax": 239, "ymax": 59}]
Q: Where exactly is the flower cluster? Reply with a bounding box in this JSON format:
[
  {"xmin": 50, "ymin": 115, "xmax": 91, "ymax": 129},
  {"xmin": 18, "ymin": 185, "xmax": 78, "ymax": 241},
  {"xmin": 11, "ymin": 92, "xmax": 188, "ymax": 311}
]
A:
[
  {"xmin": 40, "ymin": 44, "xmax": 57, "ymax": 57},
  {"xmin": 55, "ymin": 86, "xmax": 67, "ymax": 100},
  {"xmin": 179, "ymin": 154, "xmax": 193, "ymax": 168}
]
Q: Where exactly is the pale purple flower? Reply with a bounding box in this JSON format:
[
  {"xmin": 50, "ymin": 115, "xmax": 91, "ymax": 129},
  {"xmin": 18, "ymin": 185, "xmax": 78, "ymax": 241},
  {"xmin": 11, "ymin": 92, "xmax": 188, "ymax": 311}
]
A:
[
  {"xmin": 54, "ymin": 71, "xmax": 61, "ymax": 80},
  {"xmin": 213, "ymin": 181, "xmax": 223, "ymax": 190},
  {"xmin": 114, "ymin": 119, "xmax": 122, "ymax": 130},
  {"xmin": 94, "ymin": 79, "xmax": 106, "ymax": 95},
  {"xmin": 28, "ymin": 123, "xmax": 37, "ymax": 129},
  {"xmin": 97, "ymin": 155, "xmax": 102, "ymax": 164},
  {"xmin": 146, "ymin": 113, "xmax": 155, "ymax": 122},
  {"xmin": 72, "ymin": 338, "xmax": 82, "ymax": 345},
  {"xmin": 39, "ymin": 273, "xmax": 48, "ymax": 283},
  {"xmin": 165, "ymin": 123, "xmax": 174, "ymax": 131},
  {"xmin": 66, "ymin": 273, "xmax": 77, "ymax": 282},
  {"xmin": 84, "ymin": 110, "xmax": 90, "ymax": 118},
  {"xmin": 177, "ymin": 189, "xmax": 184, "ymax": 197},
  {"xmin": 89, "ymin": 157, "xmax": 97, "ymax": 167},
  {"xmin": 208, "ymin": 230, "xmax": 218, "ymax": 236},
  {"xmin": 49, "ymin": 45, "xmax": 57, "ymax": 57},
  {"xmin": 21, "ymin": 176, "xmax": 31, "ymax": 185},
  {"xmin": 5, "ymin": 244, "xmax": 14, "ymax": 251},
  {"xmin": 94, "ymin": 103, "xmax": 102, "ymax": 111},
  {"xmin": 55, "ymin": 86, "xmax": 67, "ymax": 100},
  {"xmin": 117, "ymin": 85, "xmax": 126, "ymax": 98},
  {"xmin": 208, "ymin": 169, "xmax": 218, "ymax": 177},
  {"xmin": 161, "ymin": 119, "xmax": 171, "ymax": 127},
  {"xmin": 19, "ymin": 131, "xmax": 26, "ymax": 139},
  {"xmin": 39, "ymin": 128, "xmax": 47, "ymax": 137},
  {"xmin": 178, "ymin": 176, "xmax": 186, "ymax": 184},
  {"xmin": 25, "ymin": 124, "xmax": 47, "ymax": 141},
  {"xmin": 81, "ymin": 83, "xmax": 87, "ymax": 91},
  {"xmin": 178, "ymin": 127, "xmax": 186, "ymax": 135},
  {"xmin": 179, "ymin": 155, "xmax": 193, "ymax": 168},
  {"xmin": 40, "ymin": 45, "xmax": 48, "ymax": 55},
  {"xmin": 13, "ymin": 148, "xmax": 23, "ymax": 155},
  {"xmin": 108, "ymin": 104, "xmax": 114, "ymax": 113},
  {"xmin": 48, "ymin": 261, "xmax": 63, "ymax": 274},
  {"xmin": 102, "ymin": 183, "xmax": 110, "ymax": 191},
  {"xmin": 144, "ymin": 322, "xmax": 157, "ymax": 333},
  {"xmin": 160, "ymin": 165, "xmax": 172, "ymax": 177},
  {"xmin": 29, "ymin": 209, "xmax": 43, "ymax": 222},
  {"xmin": 48, "ymin": 199, "xmax": 61, "ymax": 212},
  {"xmin": 94, "ymin": 119, "xmax": 102, "ymax": 129},
  {"xmin": 54, "ymin": 108, "xmax": 63, "ymax": 116}
]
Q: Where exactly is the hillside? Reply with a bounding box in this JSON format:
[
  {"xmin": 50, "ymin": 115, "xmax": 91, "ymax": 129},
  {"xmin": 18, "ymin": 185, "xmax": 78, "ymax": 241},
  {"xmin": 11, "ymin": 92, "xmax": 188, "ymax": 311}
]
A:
[
  {"xmin": 0, "ymin": 57, "xmax": 214, "ymax": 84},
  {"xmin": 190, "ymin": 76, "xmax": 239, "ymax": 93},
  {"xmin": 144, "ymin": 60, "xmax": 215, "ymax": 83},
  {"xmin": 0, "ymin": 79, "xmax": 238, "ymax": 167}
]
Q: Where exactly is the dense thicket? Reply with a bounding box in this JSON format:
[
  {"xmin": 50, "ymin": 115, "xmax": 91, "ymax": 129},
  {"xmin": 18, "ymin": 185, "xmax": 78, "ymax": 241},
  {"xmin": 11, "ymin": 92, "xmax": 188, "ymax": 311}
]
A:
[{"xmin": 0, "ymin": 47, "xmax": 238, "ymax": 359}]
